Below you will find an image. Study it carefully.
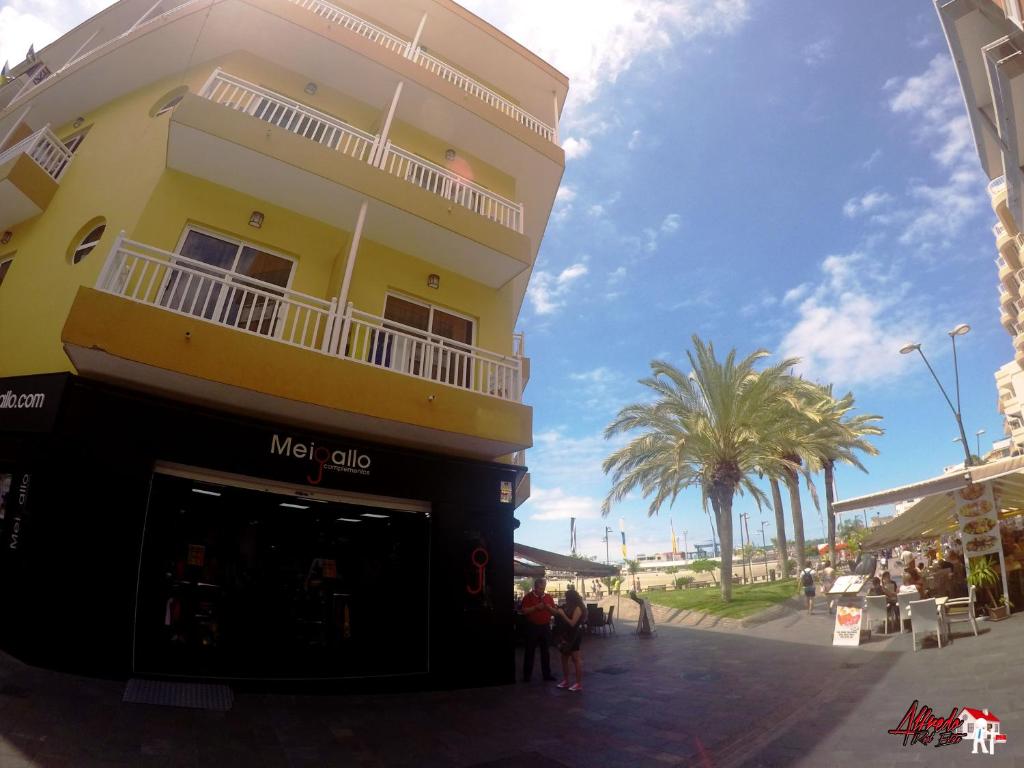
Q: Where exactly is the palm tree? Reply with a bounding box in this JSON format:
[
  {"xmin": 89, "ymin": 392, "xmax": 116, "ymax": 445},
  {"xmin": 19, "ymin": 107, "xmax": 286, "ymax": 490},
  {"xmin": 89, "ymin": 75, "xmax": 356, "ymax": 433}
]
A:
[
  {"xmin": 601, "ymin": 337, "xmax": 814, "ymax": 602},
  {"xmin": 769, "ymin": 478, "xmax": 790, "ymax": 576},
  {"xmin": 625, "ymin": 558, "xmax": 641, "ymax": 591},
  {"xmin": 810, "ymin": 387, "xmax": 884, "ymax": 566}
]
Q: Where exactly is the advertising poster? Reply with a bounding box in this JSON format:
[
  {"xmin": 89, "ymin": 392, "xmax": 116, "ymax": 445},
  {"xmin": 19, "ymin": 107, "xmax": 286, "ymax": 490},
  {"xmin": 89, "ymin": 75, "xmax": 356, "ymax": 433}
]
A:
[
  {"xmin": 833, "ymin": 605, "xmax": 863, "ymax": 646},
  {"xmin": 955, "ymin": 483, "xmax": 1001, "ymax": 558}
]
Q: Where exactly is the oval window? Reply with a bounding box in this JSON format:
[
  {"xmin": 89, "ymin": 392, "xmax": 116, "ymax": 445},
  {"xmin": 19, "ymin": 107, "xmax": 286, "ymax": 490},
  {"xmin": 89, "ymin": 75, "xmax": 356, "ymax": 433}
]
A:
[
  {"xmin": 68, "ymin": 218, "xmax": 106, "ymax": 265},
  {"xmin": 150, "ymin": 85, "xmax": 188, "ymax": 118}
]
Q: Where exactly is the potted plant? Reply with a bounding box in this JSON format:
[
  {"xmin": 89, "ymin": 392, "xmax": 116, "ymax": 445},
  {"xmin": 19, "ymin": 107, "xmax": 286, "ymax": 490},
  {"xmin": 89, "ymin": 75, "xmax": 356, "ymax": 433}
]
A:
[
  {"xmin": 966, "ymin": 556, "xmax": 1000, "ymax": 616},
  {"xmin": 989, "ymin": 595, "xmax": 1013, "ymax": 622}
]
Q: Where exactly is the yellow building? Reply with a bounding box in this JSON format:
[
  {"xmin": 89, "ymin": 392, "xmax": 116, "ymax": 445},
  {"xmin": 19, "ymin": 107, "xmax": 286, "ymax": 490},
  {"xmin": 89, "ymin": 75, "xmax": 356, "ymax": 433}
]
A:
[{"xmin": 0, "ymin": 0, "xmax": 566, "ymax": 686}]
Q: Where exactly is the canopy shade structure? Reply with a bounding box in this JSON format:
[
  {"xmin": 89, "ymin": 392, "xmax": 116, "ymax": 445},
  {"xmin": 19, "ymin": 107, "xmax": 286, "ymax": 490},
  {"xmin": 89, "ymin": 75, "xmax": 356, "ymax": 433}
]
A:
[
  {"xmin": 831, "ymin": 455, "xmax": 1024, "ymax": 550},
  {"xmin": 513, "ymin": 558, "xmax": 545, "ymax": 578},
  {"xmin": 513, "ymin": 542, "xmax": 620, "ymax": 577}
]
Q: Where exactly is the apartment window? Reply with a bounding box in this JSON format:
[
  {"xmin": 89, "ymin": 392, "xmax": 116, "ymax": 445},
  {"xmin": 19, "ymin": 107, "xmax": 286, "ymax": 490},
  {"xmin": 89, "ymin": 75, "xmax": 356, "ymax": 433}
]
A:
[
  {"xmin": 161, "ymin": 227, "xmax": 295, "ymax": 336},
  {"xmin": 0, "ymin": 257, "xmax": 12, "ymax": 288},
  {"xmin": 151, "ymin": 86, "xmax": 188, "ymax": 118},
  {"xmin": 62, "ymin": 128, "xmax": 89, "ymax": 154},
  {"xmin": 69, "ymin": 219, "xmax": 106, "ymax": 264},
  {"xmin": 378, "ymin": 293, "xmax": 475, "ymax": 387},
  {"xmin": 1008, "ymin": 0, "xmax": 1023, "ymax": 28}
]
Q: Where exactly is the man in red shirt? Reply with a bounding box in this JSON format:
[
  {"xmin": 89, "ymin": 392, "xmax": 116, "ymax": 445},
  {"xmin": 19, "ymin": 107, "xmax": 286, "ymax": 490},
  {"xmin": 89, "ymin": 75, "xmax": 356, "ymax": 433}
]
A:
[{"xmin": 520, "ymin": 577, "xmax": 557, "ymax": 682}]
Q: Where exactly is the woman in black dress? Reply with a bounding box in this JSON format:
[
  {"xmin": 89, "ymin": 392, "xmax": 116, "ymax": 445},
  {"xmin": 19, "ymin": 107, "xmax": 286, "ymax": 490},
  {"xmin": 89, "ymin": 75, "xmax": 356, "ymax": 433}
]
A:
[{"xmin": 555, "ymin": 588, "xmax": 586, "ymax": 692}]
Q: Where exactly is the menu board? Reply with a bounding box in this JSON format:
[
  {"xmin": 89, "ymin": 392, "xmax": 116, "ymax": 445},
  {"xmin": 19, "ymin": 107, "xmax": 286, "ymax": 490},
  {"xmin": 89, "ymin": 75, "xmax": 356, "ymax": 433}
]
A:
[
  {"xmin": 832, "ymin": 605, "xmax": 863, "ymax": 646},
  {"xmin": 955, "ymin": 483, "xmax": 1001, "ymax": 557},
  {"xmin": 827, "ymin": 575, "xmax": 867, "ymax": 595}
]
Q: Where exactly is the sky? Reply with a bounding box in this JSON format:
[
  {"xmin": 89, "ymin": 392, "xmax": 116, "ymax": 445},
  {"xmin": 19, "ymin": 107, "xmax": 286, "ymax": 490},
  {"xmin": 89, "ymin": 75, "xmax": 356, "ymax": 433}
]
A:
[{"xmin": 1, "ymin": 0, "xmax": 1011, "ymax": 562}]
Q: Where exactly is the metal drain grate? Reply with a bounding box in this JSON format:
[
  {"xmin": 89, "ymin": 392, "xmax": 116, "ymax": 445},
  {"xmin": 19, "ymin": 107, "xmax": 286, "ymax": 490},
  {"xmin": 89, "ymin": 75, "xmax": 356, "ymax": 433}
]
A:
[{"xmin": 123, "ymin": 679, "xmax": 233, "ymax": 711}]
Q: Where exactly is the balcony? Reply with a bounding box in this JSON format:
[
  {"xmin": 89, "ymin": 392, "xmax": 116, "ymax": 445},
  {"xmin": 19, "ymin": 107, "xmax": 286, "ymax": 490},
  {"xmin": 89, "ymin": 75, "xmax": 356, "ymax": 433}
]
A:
[
  {"xmin": 990, "ymin": 175, "xmax": 1008, "ymax": 196},
  {"xmin": 167, "ymin": 71, "xmax": 530, "ymax": 286},
  {"xmin": 62, "ymin": 236, "xmax": 531, "ymax": 457},
  {"xmin": 287, "ymin": 0, "xmax": 556, "ymax": 144},
  {"xmin": 0, "ymin": 125, "xmax": 73, "ymax": 229}
]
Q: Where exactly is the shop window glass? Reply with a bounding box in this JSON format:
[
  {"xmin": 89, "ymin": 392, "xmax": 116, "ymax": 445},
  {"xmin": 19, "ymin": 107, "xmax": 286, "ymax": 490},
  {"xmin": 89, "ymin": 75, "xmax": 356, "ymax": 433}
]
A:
[{"xmin": 133, "ymin": 473, "xmax": 430, "ymax": 679}]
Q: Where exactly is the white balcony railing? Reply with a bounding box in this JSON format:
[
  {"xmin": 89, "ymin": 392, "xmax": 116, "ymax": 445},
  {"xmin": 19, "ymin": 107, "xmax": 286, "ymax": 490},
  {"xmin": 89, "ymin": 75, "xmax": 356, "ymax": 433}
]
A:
[
  {"xmin": 378, "ymin": 141, "xmax": 523, "ymax": 232},
  {"xmin": 289, "ymin": 0, "xmax": 410, "ymax": 56},
  {"xmin": 201, "ymin": 70, "xmax": 377, "ymax": 163},
  {"xmin": 409, "ymin": 49, "xmax": 556, "ymax": 143},
  {"xmin": 95, "ymin": 235, "xmax": 523, "ymax": 402},
  {"xmin": 286, "ymin": 0, "xmax": 556, "ymax": 144},
  {"xmin": 0, "ymin": 125, "xmax": 73, "ymax": 182},
  {"xmin": 513, "ymin": 331, "xmax": 525, "ymax": 357},
  {"xmin": 199, "ymin": 70, "xmax": 524, "ymax": 233},
  {"xmin": 995, "ymin": 222, "xmax": 1008, "ymax": 238},
  {"xmin": 989, "ymin": 175, "xmax": 1008, "ymax": 196}
]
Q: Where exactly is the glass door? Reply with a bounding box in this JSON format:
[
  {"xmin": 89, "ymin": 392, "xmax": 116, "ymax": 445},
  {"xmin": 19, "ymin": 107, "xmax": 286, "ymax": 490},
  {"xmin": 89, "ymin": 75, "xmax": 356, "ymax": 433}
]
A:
[
  {"xmin": 382, "ymin": 295, "xmax": 475, "ymax": 388},
  {"xmin": 161, "ymin": 228, "xmax": 294, "ymax": 337}
]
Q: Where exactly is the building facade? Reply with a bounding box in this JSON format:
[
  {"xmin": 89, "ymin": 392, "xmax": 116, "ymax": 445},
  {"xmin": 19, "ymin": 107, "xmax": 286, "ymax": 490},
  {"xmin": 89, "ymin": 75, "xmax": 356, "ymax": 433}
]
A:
[
  {"xmin": 0, "ymin": 0, "xmax": 566, "ymax": 687},
  {"xmin": 937, "ymin": 0, "xmax": 1024, "ymax": 454}
]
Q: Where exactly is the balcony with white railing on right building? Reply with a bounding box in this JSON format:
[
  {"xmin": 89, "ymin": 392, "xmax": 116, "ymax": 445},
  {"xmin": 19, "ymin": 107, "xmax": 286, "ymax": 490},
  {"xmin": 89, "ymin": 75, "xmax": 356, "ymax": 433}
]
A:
[
  {"xmin": 0, "ymin": 124, "xmax": 74, "ymax": 230},
  {"xmin": 990, "ymin": 175, "xmax": 1007, "ymax": 197}
]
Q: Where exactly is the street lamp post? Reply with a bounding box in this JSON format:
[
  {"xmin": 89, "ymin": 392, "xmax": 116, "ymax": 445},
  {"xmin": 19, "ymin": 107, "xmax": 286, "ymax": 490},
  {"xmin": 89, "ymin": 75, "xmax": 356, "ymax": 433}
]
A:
[
  {"xmin": 899, "ymin": 325, "xmax": 973, "ymax": 467},
  {"xmin": 976, "ymin": 428, "xmax": 986, "ymax": 460},
  {"xmin": 759, "ymin": 519, "xmax": 770, "ymax": 580},
  {"xmin": 602, "ymin": 526, "xmax": 612, "ymax": 565}
]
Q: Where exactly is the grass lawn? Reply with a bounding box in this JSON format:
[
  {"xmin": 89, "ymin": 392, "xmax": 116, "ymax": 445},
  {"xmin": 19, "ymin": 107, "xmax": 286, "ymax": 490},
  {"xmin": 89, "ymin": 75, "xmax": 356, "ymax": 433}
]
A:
[{"xmin": 645, "ymin": 579, "xmax": 799, "ymax": 619}]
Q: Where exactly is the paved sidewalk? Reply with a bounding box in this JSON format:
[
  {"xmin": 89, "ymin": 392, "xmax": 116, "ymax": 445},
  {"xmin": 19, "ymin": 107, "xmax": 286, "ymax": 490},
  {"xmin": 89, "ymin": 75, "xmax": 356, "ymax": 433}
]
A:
[{"xmin": 0, "ymin": 603, "xmax": 1019, "ymax": 767}]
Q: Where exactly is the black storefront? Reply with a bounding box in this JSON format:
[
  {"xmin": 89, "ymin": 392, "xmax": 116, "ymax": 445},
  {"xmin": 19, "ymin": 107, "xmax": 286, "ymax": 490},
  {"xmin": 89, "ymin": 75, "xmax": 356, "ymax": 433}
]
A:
[{"xmin": 0, "ymin": 373, "xmax": 516, "ymax": 689}]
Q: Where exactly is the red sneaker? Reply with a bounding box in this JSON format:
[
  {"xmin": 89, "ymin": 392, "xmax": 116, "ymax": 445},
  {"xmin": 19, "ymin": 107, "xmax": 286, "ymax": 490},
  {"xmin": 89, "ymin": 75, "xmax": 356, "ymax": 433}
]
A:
[
  {"xmin": 569, "ymin": 683, "xmax": 582, "ymax": 692},
  {"xmin": 556, "ymin": 679, "xmax": 569, "ymax": 689}
]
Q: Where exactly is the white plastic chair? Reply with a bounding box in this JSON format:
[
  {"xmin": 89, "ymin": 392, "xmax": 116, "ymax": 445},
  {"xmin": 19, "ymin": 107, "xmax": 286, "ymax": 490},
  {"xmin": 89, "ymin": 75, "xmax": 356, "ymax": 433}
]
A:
[
  {"xmin": 896, "ymin": 592, "xmax": 915, "ymax": 633},
  {"xmin": 910, "ymin": 598, "xmax": 948, "ymax": 650},
  {"xmin": 863, "ymin": 595, "xmax": 891, "ymax": 635},
  {"xmin": 943, "ymin": 584, "xmax": 979, "ymax": 638}
]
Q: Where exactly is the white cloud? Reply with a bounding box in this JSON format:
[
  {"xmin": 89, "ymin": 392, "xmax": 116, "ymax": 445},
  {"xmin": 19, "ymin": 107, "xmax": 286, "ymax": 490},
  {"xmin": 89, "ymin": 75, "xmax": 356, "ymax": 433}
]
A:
[
  {"xmin": 861, "ymin": 149, "xmax": 883, "ymax": 170},
  {"xmin": 842, "ymin": 190, "xmax": 892, "ymax": 218},
  {"xmin": 555, "ymin": 185, "xmax": 577, "ymax": 203},
  {"xmin": 527, "ymin": 262, "xmax": 589, "ymax": 315},
  {"xmin": 588, "ymin": 204, "xmax": 606, "ymax": 217},
  {"xmin": 562, "ymin": 136, "xmax": 592, "ymax": 160},
  {"xmin": 552, "ymin": 184, "xmax": 577, "ymax": 223},
  {"xmin": 802, "ymin": 37, "xmax": 833, "ymax": 67},
  {"xmin": 607, "ymin": 266, "xmax": 626, "ymax": 283},
  {"xmin": 783, "ymin": 283, "xmax": 810, "ymax": 305},
  {"xmin": 660, "ymin": 213, "xmax": 681, "ymax": 234},
  {"xmin": 461, "ymin": 0, "xmax": 750, "ymax": 129},
  {"xmin": 0, "ymin": 1, "xmax": 112, "ymax": 68},
  {"xmin": 628, "ymin": 129, "xmax": 643, "ymax": 151},
  {"xmin": 778, "ymin": 252, "xmax": 926, "ymax": 388},
  {"xmin": 527, "ymin": 487, "xmax": 601, "ymax": 521},
  {"xmin": 883, "ymin": 54, "xmax": 986, "ymax": 248}
]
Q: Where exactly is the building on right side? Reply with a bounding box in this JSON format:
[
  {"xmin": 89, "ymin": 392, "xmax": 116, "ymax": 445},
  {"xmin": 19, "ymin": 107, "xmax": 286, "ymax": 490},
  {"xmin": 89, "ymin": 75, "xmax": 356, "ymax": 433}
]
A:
[{"xmin": 937, "ymin": 0, "xmax": 1024, "ymax": 455}]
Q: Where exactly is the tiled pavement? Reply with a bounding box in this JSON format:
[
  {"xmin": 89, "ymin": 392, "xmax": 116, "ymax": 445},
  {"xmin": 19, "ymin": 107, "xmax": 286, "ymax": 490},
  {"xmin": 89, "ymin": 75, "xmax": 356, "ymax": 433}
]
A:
[{"xmin": 0, "ymin": 596, "xmax": 1020, "ymax": 767}]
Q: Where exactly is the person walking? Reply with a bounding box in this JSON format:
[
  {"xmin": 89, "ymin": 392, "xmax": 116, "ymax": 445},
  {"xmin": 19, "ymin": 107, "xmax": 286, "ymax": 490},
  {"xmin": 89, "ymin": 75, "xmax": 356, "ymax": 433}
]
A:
[
  {"xmin": 554, "ymin": 587, "xmax": 586, "ymax": 692},
  {"xmin": 799, "ymin": 567, "xmax": 816, "ymax": 614},
  {"xmin": 821, "ymin": 560, "xmax": 836, "ymax": 615},
  {"xmin": 520, "ymin": 577, "xmax": 557, "ymax": 682}
]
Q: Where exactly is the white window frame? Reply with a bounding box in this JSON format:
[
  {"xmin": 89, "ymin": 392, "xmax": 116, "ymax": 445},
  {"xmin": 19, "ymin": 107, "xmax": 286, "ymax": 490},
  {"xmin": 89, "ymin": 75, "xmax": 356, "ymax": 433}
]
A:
[{"xmin": 162, "ymin": 225, "xmax": 298, "ymax": 336}]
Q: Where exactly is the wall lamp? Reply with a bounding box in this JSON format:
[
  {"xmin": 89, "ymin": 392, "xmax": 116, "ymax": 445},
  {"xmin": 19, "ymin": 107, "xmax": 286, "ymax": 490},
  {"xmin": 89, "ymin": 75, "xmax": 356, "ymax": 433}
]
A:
[
  {"xmin": 248, "ymin": 211, "xmax": 264, "ymax": 228},
  {"xmin": 427, "ymin": 273, "xmax": 440, "ymax": 289}
]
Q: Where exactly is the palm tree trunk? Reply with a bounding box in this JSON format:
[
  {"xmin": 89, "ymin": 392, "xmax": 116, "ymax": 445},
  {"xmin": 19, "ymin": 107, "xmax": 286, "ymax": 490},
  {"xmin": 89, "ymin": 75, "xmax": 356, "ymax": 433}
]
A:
[
  {"xmin": 825, "ymin": 462, "xmax": 837, "ymax": 569},
  {"xmin": 711, "ymin": 485, "xmax": 734, "ymax": 602},
  {"xmin": 786, "ymin": 470, "xmax": 807, "ymax": 572},
  {"xmin": 770, "ymin": 478, "xmax": 789, "ymax": 577}
]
